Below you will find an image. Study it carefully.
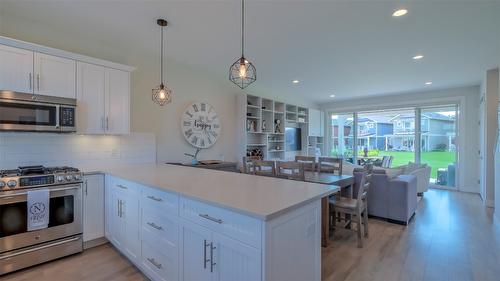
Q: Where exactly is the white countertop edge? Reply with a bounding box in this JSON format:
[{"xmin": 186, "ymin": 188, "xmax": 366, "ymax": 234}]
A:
[{"xmin": 105, "ymin": 170, "xmax": 339, "ymax": 221}]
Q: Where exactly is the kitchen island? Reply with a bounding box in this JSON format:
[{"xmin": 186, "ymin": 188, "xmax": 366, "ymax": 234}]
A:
[{"xmin": 95, "ymin": 164, "xmax": 338, "ymax": 281}]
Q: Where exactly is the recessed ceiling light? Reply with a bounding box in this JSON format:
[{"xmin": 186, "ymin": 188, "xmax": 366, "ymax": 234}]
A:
[
  {"xmin": 292, "ymin": 80, "xmax": 300, "ymax": 84},
  {"xmin": 413, "ymin": 55, "xmax": 424, "ymax": 60},
  {"xmin": 425, "ymin": 81, "xmax": 433, "ymax": 85},
  {"xmin": 392, "ymin": 9, "xmax": 408, "ymax": 17},
  {"xmin": 330, "ymin": 94, "xmax": 336, "ymax": 98}
]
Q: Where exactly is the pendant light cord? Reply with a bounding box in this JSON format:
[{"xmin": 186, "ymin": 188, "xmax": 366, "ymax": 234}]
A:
[
  {"xmin": 160, "ymin": 24, "xmax": 164, "ymax": 85},
  {"xmin": 241, "ymin": 0, "xmax": 245, "ymax": 57}
]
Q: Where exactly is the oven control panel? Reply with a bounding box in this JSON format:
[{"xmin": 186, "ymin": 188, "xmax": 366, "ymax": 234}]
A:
[{"xmin": 20, "ymin": 175, "xmax": 55, "ymax": 187}]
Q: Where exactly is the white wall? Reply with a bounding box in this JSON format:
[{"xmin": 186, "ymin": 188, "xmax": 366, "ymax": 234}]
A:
[
  {"xmin": 320, "ymin": 86, "xmax": 480, "ymax": 193},
  {"xmin": 0, "ymin": 133, "xmax": 156, "ymax": 169}
]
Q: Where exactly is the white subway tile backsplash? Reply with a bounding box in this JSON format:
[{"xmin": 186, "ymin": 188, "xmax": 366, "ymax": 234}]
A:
[{"xmin": 0, "ymin": 133, "xmax": 156, "ymax": 169}]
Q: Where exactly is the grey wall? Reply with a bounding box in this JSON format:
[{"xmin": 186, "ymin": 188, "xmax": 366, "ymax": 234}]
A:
[{"xmin": 320, "ymin": 86, "xmax": 480, "ymax": 193}]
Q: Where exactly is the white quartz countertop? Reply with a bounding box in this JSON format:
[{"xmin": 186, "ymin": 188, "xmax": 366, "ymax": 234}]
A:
[{"xmin": 84, "ymin": 163, "xmax": 339, "ymax": 220}]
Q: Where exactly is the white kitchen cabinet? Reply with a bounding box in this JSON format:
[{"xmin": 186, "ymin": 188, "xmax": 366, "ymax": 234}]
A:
[
  {"xmin": 34, "ymin": 52, "xmax": 76, "ymax": 99},
  {"xmin": 106, "ymin": 177, "xmax": 140, "ymax": 263},
  {"xmin": 308, "ymin": 108, "xmax": 325, "ymax": 137},
  {"xmin": 180, "ymin": 220, "xmax": 261, "ymax": 281},
  {"xmin": 77, "ymin": 62, "xmax": 106, "ymax": 134},
  {"xmin": 77, "ymin": 62, "xmax": 130, "ymax": 135},
  {"xmin": 180, "ymin": 220, "xmax": 214, "ymax": 281},
  {"xmin": 105, "ymin": 68, "xmax": 130, "ymax": 134},
  {"xmin": 83, "ymin": 174, "xmax": 105, "ymax": 242},
  {"xmin": 0, "ymin": 44, "xmax": 33, "ymax": 93},
  {"xmin": 212, "ymin": 232, "xmax": 261, "ymax": 281}
]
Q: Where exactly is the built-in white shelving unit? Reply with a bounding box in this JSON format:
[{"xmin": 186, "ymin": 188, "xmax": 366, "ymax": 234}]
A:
[{"xmin": 237, "ymin": 94, "xmax": 323, "ymax": 163}]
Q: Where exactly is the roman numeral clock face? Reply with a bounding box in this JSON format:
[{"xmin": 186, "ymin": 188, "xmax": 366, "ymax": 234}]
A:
[{"xmin": 182, "ymin": 102, "xmax": 221, "ymax": 149}]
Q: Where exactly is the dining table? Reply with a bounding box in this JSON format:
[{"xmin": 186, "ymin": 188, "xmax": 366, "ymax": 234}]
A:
[{"xmin": 304, "ymin": 171, "xmax": 355, "ymax": 247}]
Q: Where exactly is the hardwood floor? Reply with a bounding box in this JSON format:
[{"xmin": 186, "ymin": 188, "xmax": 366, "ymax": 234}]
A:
[
  {"xmin": 322, "ymin": 189, "xmax": 500, "ymax": 281},
  {"xmin": 2, "ymin": 189, "xmax": 499, "ymax": 281},
  {"xmin": 2, "ymin": 243, "xmax": 147, "ymax": 281}
]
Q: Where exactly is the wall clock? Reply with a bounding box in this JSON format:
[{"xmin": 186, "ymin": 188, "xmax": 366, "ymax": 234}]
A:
[{"xmin": 181, "ymin": 102, "xmax": 221, "ymax": 149}]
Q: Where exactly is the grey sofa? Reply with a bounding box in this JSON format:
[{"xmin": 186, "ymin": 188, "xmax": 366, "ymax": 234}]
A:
[{"xmin": 367, "ymin": 170, "xmax": 417, "ymax": 225}]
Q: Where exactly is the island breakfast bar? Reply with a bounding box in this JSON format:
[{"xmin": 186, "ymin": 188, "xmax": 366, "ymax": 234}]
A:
[{"xmin": 94, "ymin": 164, "xmax": 339, "ymax": 281}]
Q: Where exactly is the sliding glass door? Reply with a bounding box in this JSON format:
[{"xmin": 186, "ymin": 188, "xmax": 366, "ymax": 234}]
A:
[
  {"xmin": 357, "ymin": 109, "xmax": 415, "ymax": 167},
  {"xmin": 329, "ymin": 104, "xmax": 459, "ymax": 189},
  {"xmin": 420, "ymin": 106, "xmax": 457, "ymax": 187},
  {"xmin": 330, "ymin": 113, "xmax": 355, "ymax": 162}
]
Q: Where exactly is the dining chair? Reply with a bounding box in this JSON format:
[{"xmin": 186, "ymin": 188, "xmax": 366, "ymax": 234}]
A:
[
  {"xmin": 381, "ymin": 156, "xmax": 393, "ymax": 168},
  {"xmin": 276, "ymin": 161, "xmax": 305, "ymax": 181},
  {"xmin": 242, "ymin": 156, "xmax": 261, "ymax": 174},
  {"xmin": 318, "ymin": 157, "xmax": 343, "ymax": 175},
  {"xmin": 329, "ymin": 170, "xmax": 370, "ymax": 248},
  {"xmin": 252, "ymin": 160, "xmax": 276, "ymax": 177},
  {"xmin": 295, "ymin": 156, "xmax": 316, "ymax": 171}
]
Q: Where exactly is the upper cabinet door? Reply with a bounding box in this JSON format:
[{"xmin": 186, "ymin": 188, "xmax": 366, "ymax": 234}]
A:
[
  {"xmin": 77, "ymin": 62, "xmax": 105, "ymax": 134},
  {"xmin": 0, "ymin": 45, "xmax": 34, "ymax": 93},
  {"xmin": 105, "ymin": 68, "xmax": 130, "ymax": 135},
  {"xmin": 34, "ymin": 52, "xmax": 76, "ymax": 99},
  {"xmin": 309, "ymin": 108, "xmax": 321, "ymax": 137}
]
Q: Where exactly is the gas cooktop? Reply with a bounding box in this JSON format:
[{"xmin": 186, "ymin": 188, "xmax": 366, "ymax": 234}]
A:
[{"xmin": 0, "ymin": 165, "xmax": 82, "ymax": 191}]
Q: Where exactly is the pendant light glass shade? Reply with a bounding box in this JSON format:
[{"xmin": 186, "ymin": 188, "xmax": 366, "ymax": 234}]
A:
[
  {"xmin": 229, "ymin": 0, "xmax": 256, "ymax": 89},
  {"xmin": 152, "ymin": 19, "xmax": 172, "ymax": 106}
]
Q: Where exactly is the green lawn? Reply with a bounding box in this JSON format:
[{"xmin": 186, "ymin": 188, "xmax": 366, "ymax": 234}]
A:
[{"xmin": 378, "ymin": 151, "xmax": 455, "ymax": 179}]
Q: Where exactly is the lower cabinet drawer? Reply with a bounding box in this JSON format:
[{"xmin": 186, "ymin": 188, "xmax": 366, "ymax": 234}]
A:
[
  {"xmin": 141, "ymin": 242, "xmax": 178, "ymax": 281},
  {"xmin": 142, "ymin": 207, "xmax": 178, "ymax": 253},
  {"xmin": 141, "ymin": 185, "xmax": 179, "ymax": 216},
  {"xmin": 179, "ymin": 197, "xmax": 262, "ymax": 249}
]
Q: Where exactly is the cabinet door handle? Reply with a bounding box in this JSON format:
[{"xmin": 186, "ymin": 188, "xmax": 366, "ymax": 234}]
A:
[
  {"xmin": 29, "ymin": 73, "xmax": 32, "ymax": 90},
  {"xmin": 147, "ymin": 258, "xmax": 163, "ymax": 269},
  {"xmin": 36, "ymin": 74, "xmax": 40, "ymax": 90},
  {"xmin": 210, "ymin": 242, "xmax": 216, "ymax": 273},
  {"xmin": 101, "ymin": 117, "xmax": 104, "ymax": 130},
  {"xmin": 199, "ymin": 214, "xmax": 223, "ymax": 224},
  {"xmin": 120, "ymin": 200, "xmax": 125, "ymax": 217},
  {"xmin": 147, "ymin": 195, "xmax": 163, "ymax": 202},
  {"xmin": 85, "ymin": 180, "xmax": 88, "ymax": 196},
  {"xmin": 117, "ymin": 199, "xmax": 121, "ymax": 217},
  {"xmin": 203, "ymin": 239, "xmax": 210, "ymax": 269},
  {"xmin": 106, "ymin": 117, "xmax": 109, "ymax": 130},
  {"xmin": 117, "ymin": 184, "xmax": 128, "ymax": 189},
  {"xmin": 147, "ymin": 222, "xmax": 163, "ymax": 231}
]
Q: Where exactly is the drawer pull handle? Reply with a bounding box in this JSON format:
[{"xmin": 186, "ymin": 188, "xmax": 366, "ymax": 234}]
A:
[
  {"xmin": 147, "ymin": 195, "xmax": 163, "ymax": 202},
  {"xmin": 199, "ymin": 214, "xmax": 223, "ymax": 224},
  {"xmin": 117, "ymin": 184, "xmax": 128, "ymax": 189},
  {"xmin": 147, "ymin": 222, "xmax": 163, "ymax": 231},
  {"xmin": 147, "ymin": 258, "xmax": 163, "ymax": 269}
]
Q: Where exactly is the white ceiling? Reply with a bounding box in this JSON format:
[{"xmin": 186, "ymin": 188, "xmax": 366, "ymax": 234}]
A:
[{"xmin": 2, "ymin": 0, "xmax": 500, "ymax": 104}]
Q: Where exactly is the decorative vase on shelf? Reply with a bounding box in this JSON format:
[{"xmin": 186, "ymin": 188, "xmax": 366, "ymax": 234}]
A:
[{"xmin": 262, "ymin": 120, "xmax": 266, "ymax": 131}]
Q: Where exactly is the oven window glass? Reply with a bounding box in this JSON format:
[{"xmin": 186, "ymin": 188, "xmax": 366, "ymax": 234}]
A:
[
  {"xmin": 0, "ymin": 102, "xmax": 56, "ymax": 126},
  {"xmin": 0, "ymin": 195, "xmax": 74, "ymax": 238}
]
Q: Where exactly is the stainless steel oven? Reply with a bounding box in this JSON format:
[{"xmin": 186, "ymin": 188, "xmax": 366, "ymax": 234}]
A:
[
  {"xmin": 0, "ymin": 166, "xmax": 83, "ymax": 275},
  {"xmin": 0, "ymin": 91, "xmax": 76, "ymax": 133}
]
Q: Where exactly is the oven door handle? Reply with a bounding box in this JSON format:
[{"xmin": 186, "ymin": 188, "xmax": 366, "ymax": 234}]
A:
[
  {"xmin": 0, "ymin": 185, "xmax": 81, "ymax": 199},
  {"xmin": 0, "ymin": 236, "xmax": 81, "ymax": 260}
]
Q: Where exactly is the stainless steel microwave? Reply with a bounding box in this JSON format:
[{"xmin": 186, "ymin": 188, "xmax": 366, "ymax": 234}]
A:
[{"xmin": 0, "ymin": 91, "xmax": 76, "ymax": 133}]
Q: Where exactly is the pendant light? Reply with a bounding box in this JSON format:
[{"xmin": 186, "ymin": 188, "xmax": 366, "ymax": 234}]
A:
[
  {"xmin": 152, "ymin": 19, "xmax": 172, "ymax": 106},
  {"xmin": 229, "ymin": 0, "xmax": 256, "ymax": 89}
]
